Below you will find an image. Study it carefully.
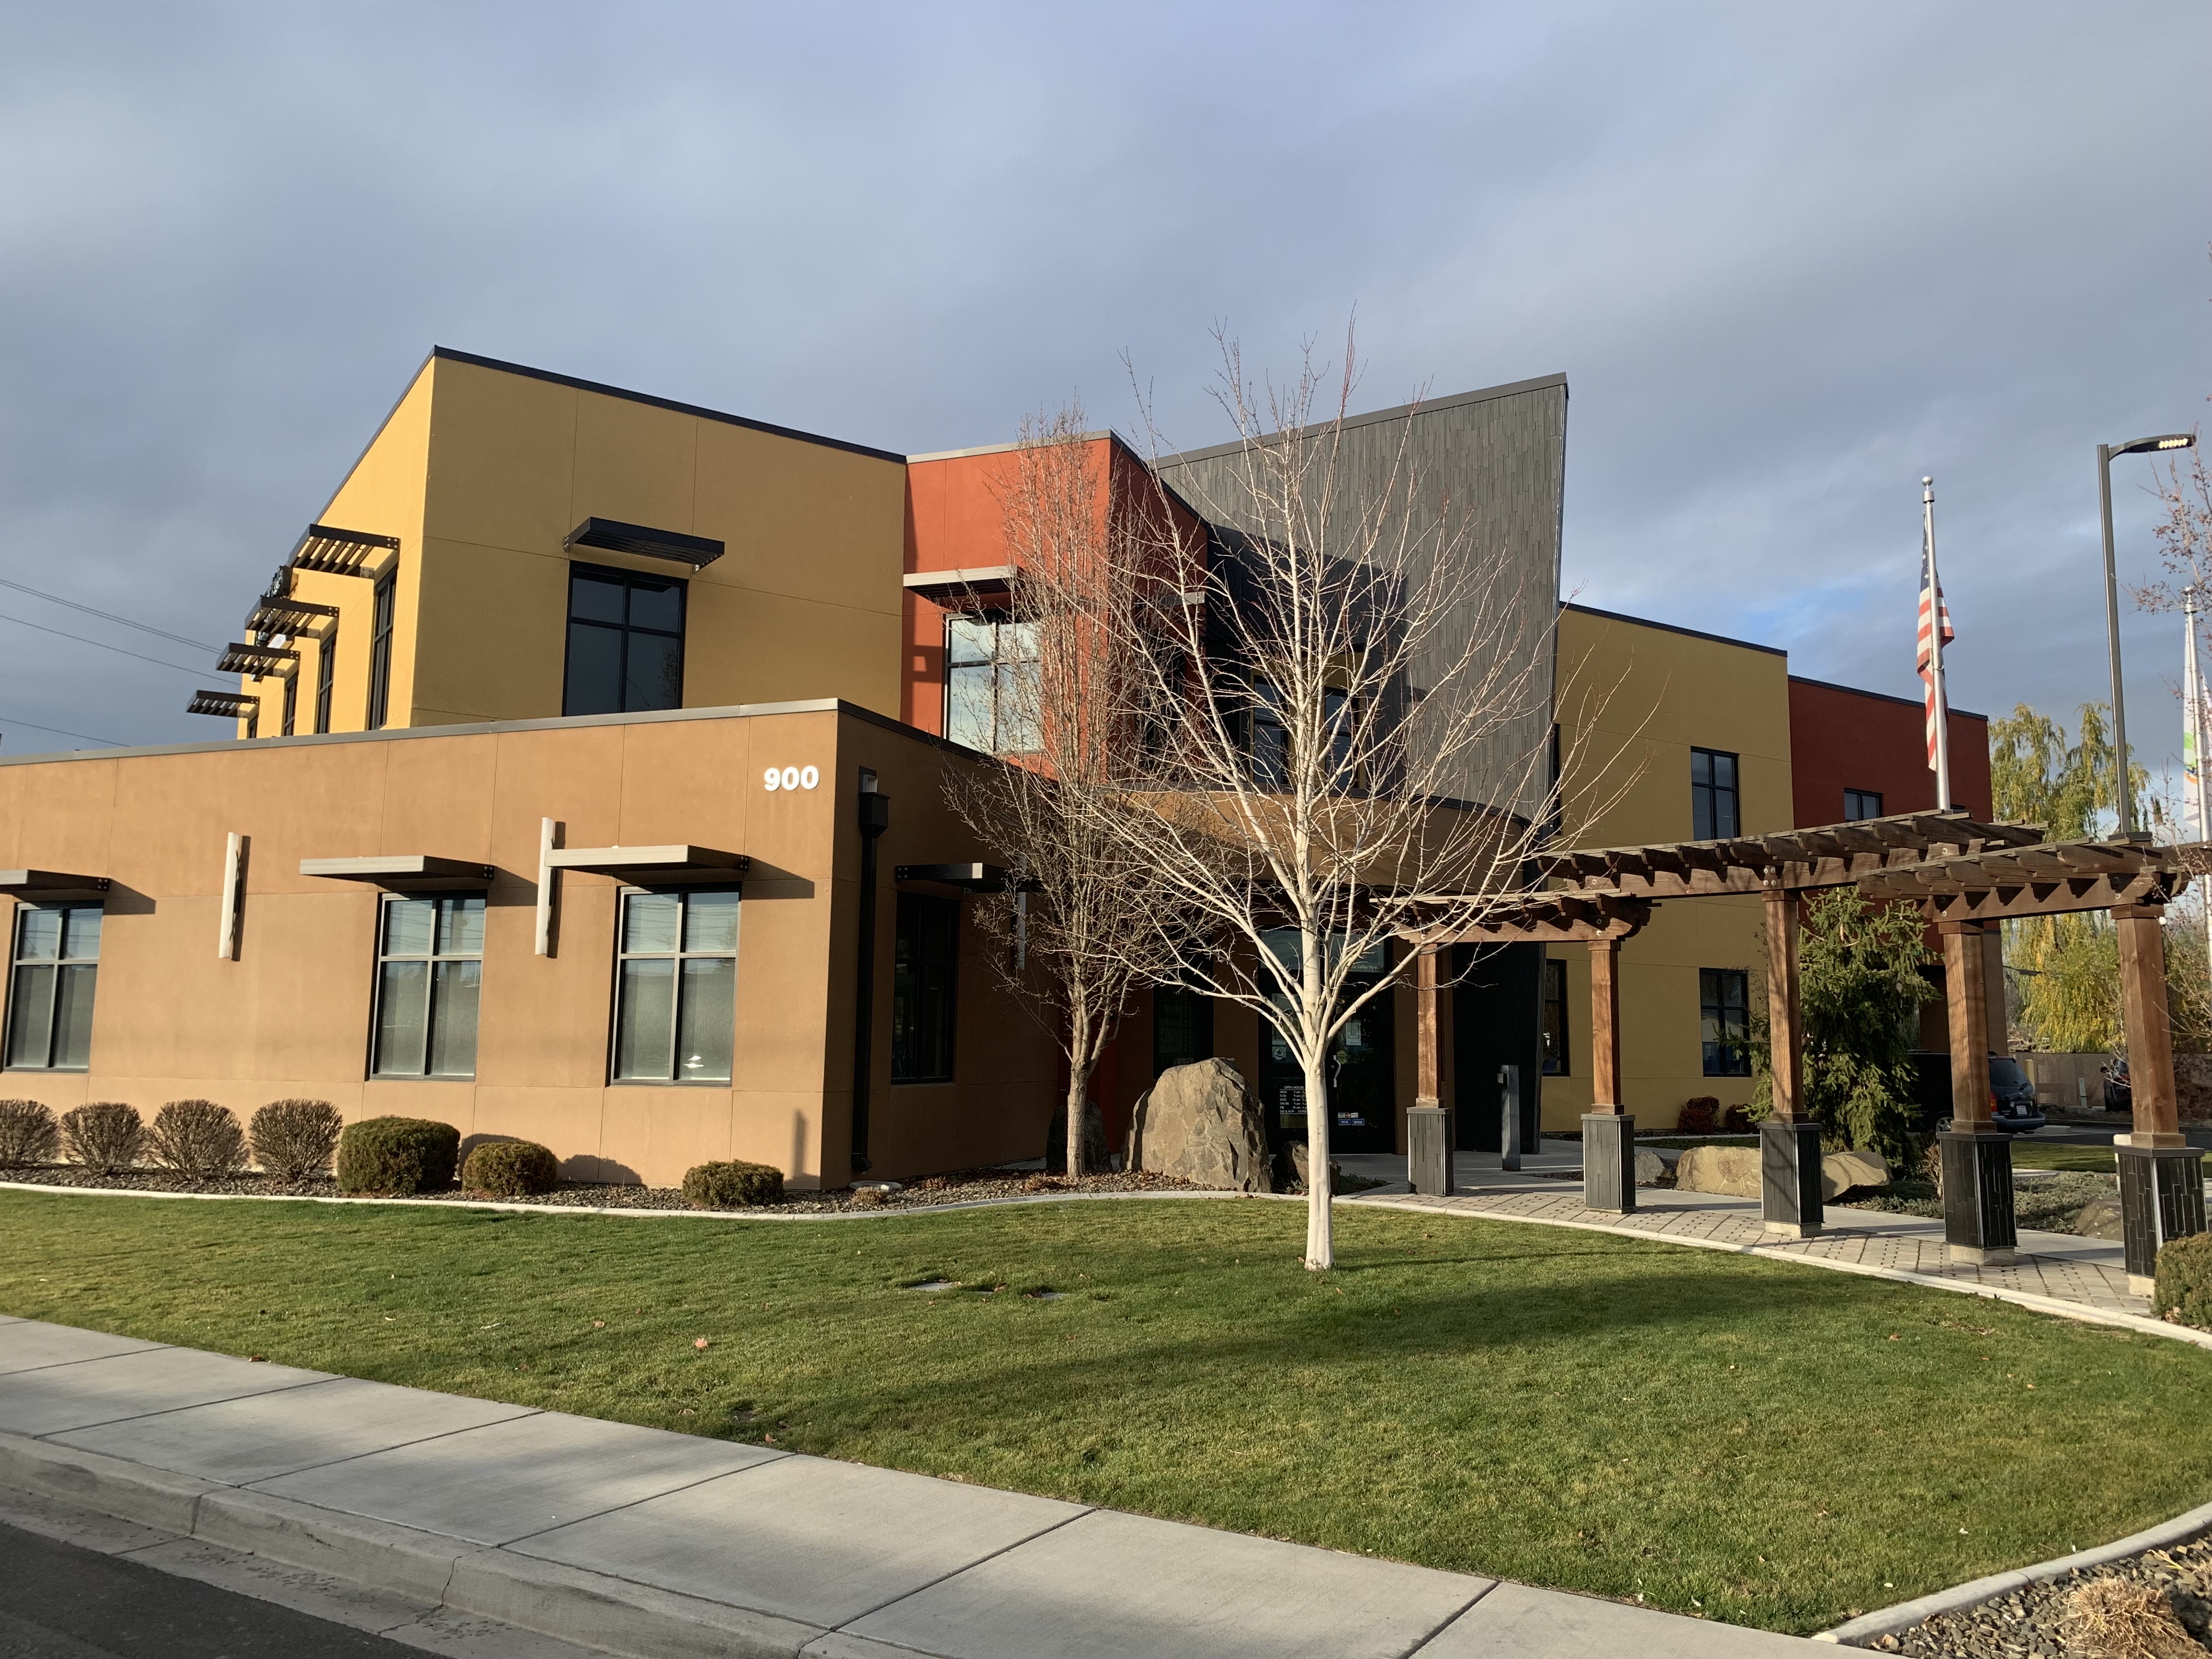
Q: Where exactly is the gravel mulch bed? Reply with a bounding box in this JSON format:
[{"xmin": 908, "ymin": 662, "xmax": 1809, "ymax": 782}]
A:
[
  {"xmin": 0, "ymin": 1163, "xmax": 1216, "ymax": 1214},
  {"xmin": 1876, "ymin": 1532, "xmax": 2212, "ymax": 1656},
  {"xmin": 1844, "ymin": 1173, "xmax": 2118, "ymax": 1238}
]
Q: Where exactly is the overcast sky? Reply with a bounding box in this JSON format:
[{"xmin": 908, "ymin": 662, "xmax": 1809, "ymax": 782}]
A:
[{"xmin": 1, "ymin": 2, "xmax": 2207, "ymax": 777}]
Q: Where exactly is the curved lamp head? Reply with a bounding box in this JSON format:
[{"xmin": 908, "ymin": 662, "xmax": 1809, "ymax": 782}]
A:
[{"xmin": 2111, "ymin": 433, "xmax": 2197, "ymax": 457}]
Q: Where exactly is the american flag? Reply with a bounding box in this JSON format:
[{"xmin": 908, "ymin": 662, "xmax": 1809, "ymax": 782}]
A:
[{"xmin": 1916, "ymin": 539, "xmax": 1954, "ymax": 769}]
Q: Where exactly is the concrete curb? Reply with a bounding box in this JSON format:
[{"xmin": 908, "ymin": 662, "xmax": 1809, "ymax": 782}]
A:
[
  {"xmin": 0, "ymin": 1430, "xmax": 829, "ymax": 1659},
  {"xmin": 1811, "ymin": 1497, "xmax": 2212, "ymax": 1646}
]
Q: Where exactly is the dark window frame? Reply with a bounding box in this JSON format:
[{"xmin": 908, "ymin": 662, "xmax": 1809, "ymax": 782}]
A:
[
  {"xmin": 280, "ymin": 670, "xmax": 298, "ymax": 737},
  {"xmin": 891, "ymin": 891, "xmax": 960, "ymax": 1084},
  {"xmin": 369, "ymin": 893, "xmax": 486, "ymax": 1080},
  {"xmin": 610, "ymin": 887, "xmax": 740, "ymax": 1085},
  {"xmin": 1152, "ymin": 983, "xmax": 1215, "ymax": 1075},
  {"xmin": 366, "ymin": 574, "xmax": 396, "ymax": 730},
  {"xmin": 4, "ymin": 901, "xmax": 101, "ymax": 1073},
  {"xmin": 1691, "ymin": 746, "xmax": 1740, "ymax": 840},
  {"xmin": 563, "ymin": 561, "xmax": 689, "ymax": 718},
  {"xmin": 314, "ymin": 625, "xmax": 337, "ymax": 734},
  {"xmin": 943, "ymin": 612, "xmax": 1039, "ymax": 755},
  {"xmin": 1700, "ymin": 967, "xmax": 1752, "ymax": 1077},
  {"xmin": 1844, "ymin": 787, "xmax": 1883, "ymax": 822},
  {"xmin": 1541, "ymin": 955, "xmax": 1569, "ymax": 1076}
]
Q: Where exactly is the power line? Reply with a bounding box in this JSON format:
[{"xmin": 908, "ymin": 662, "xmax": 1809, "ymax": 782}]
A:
[
  {"xmin": 0, "ymin": 610, "xmax": 208, "ymax": 676},
  {"xmin": 0, "ymin": 712, "xmax": 126, "ymax": 747},
  {"xmin": 0, "ymin": 573, "xmax": 221, "ymax": 654}
]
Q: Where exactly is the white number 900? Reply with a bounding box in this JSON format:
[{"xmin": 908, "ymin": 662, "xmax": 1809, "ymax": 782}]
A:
[{"xmin": 763, "ymin": 765, "xmax": 820, "ymax": 792}]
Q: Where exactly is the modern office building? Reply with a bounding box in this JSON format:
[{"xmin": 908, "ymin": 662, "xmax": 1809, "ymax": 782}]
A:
[{"xmin": 1, "ymin": 349, "xmax": 1988, "ymax": 1185}]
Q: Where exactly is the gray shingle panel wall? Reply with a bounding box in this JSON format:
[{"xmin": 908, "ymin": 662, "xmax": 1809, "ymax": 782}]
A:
[{"xmin": 1156, "ymin": 375, "xmax": 1566, "ymax": 816}]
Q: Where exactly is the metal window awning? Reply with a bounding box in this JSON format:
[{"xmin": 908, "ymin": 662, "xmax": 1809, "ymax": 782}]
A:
[
  {"xmin": 188, "ymin": 690, "xmax": 259, "ymax": 720},
  {"xmin": 290, "ymin": 523, "xmax": 400, "ymax": 579},
  {"xmin": 543, "ymin": 844, "xmax": 751, "ymax": 885},
  {"xmin": 894, "ymin": 862, "xmax": 1037, "ymax": 893},
  {"xmin": 902, "ymin": 566, "xmax": 1015, "ymax": 608},
  {"xmin": 565, "ymin": 518, "xmax": 725, "ymax": 570},
  {"xmin": 300, "ymin": 855, "xmax": 495, "ymax": 891},
  {"xmin": 245, "ymin": 596, "xmax": 340, "ymax": 637},
  {"xmin": 1, "ymin": 869, "xmax": 111, "ymax": 902},
  {"xmin": 217, "ymin": 642, "xmax": 300, "ymax": 678}
]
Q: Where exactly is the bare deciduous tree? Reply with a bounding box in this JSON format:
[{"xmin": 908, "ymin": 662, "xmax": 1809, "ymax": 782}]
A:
[{"xmin": 944, "ymin": 404, "xmax": 1180, "ymax": 1176}]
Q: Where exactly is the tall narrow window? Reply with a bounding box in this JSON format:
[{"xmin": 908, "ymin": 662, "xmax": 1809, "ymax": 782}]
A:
[
  {"xmin": 891, "ymin": 892, "xmax": 958, "ymax": 1082},
  {"xmin": 1700, "ymin": 967, "xmax": 1752, "ymax": 1077},
  {"xmin": 371, "ymin": 895, "xmax": 484, "ymax": 1078},
  {"xmin": 1691, "ymin": 747, "xmax": 1740, "ymax": 840},
  {"xmin": 613, "ymin": 889, "xmax": 738, "ymax": 1082},
  {"xmin": 314, "ymin": 625, "xmax": 337, "ymax": 735},
  {"xmin": 1153, "ymin": 984, "xmax": 1215, "ymax": 1074},
  {"xmin": 366, "ymin": 575, "xmax": 396, "ymax": 730},
  {"xmin": 944, "ymin": 614, "xmax": 1038, "ymax": 754},
  {"xmin": 1541, "ymin": 956, "xmax": 1569, "ymax": 1075},
  {"xmin": 5, "ymin": 902, "xmax": 100, "ymax": 1072},
  {"xmin": 1844, "ymin": 787, "xmax": 1883, "ymax": 821},
  {"xmin": 565, "ymin": 564, "xmax": 686, "ymax": 717},
  {"xmin": 280, "ymin": 672, "xmax": 298, "ymax": 737}
]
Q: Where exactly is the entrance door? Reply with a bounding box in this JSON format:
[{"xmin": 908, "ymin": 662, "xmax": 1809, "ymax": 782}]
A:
[
  {"xmin": 1257, "ymin": 935, "xmax": 1397, "ymax": 1155},
  {"xmin": 1451, "ymin": 942, "xmax": 1544, "ymax": 1152}
]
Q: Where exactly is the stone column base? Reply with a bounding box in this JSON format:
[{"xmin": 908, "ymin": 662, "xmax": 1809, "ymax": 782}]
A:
[
  {"xmin": 1948, "ymin": 1243, "xmax": 2016, "ymax": 1267},
  {"xmin": 1939, "ymin": 1128, "xmax": 2017, "ymax": 1258},
  {"xmin": 1761, "ymin": 1119, "xmax": 1824, "ymax": 1239},
  {"xmin": 2117, "ymin": 1143, "xmax": 2208, "ymax": 1284},
  {"xmin": 1582, "ymin": 1113, "xmax": 1634, "ymax": 1215},
  {"xmin": 1407, "ymin": 1104, "xmax": 1454, "ymax": 1198}
]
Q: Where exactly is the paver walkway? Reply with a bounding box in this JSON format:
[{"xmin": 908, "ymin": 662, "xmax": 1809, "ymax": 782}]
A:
[{"xmin": 0, "ymin": 1315, "xmax": 1822, "ymax": 1658}]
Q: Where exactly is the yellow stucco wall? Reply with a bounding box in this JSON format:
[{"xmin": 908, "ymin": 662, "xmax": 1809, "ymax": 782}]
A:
[{"xmin": 1541, "ymin": 606, "xmax": 1792, "ymax": 1130}]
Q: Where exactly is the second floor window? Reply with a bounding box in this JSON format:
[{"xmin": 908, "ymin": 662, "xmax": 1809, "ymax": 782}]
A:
[
  {"xmin": 1541, "ymin": 956, "xmax": 1568, "ymax": 1076},
  {"xmin": 614, "ymin": 889, "xmax": 738, "ymax": 1083},
  {"xmin": 5, "ymin": 902, "xmax": 100, "ymax": 1072},
  {"xmin": 945, "ymin": 614, "xmax": 1039, "ymax": 754},
  {"xmin": 280, "ymin": 671, "xmax": 298, "ymax": 737},
  {"xmin": 1691, "ymin": 747, "xmax": 1740, "ymax": 840},
  {"xmin": 566, "ymin": 565, "xmax": 687, "ymax": 717},
  {"xmin": 1700, "ymin": 967, "xmax": 1752, "ymax": 1077},
  {"xmin": 366, "ymin": 575, "xmax": 396, "ymax": 730},
  {"xmin": 1844, "ymin": 788, "xmax": 1883, "ymax": 821},
  {"xmin": 314, "ymin": 626, "xmax": 337, "ymax": 734},
  {"xmin": 891, "ymin": 892, "xmax": 958, "ymax": 1083},
  {"xmin": 373, "ymin": 895, "xmax": 484, "ymax": 1078}
]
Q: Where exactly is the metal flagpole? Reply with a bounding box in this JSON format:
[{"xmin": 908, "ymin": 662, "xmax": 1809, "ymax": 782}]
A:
[
  {"xmin": 1924, "ymin": 477, "xmax": 1953, "ymax": 811},
  {"xmin": 2187, "ymin": 589, "xmax": 2211, "ymax": 1001}
]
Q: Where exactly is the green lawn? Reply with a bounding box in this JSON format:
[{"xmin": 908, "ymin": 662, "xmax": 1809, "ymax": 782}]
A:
[
  {"xmin": 2012, "ymin": 1142, "xmax": 2119, "ymax": 1173},
  {"xmin": 2, "ymin": 1191, "xmax": 2206, "ymax": 1637}
]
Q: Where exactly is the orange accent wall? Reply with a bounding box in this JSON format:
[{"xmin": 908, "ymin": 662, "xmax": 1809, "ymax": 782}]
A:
[{"xmin": 1787, "ymin": 677, "xmax": 1993, "ymax": 827}]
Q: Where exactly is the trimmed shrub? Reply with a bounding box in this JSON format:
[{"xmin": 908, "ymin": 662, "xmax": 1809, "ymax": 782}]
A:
[
  {"xmin": 2154, "ymin": 1232, "xmax": 2212, "ymax": 1331},
  {"xmin": 60, "ymin": 1103, "xmax": 143, "ymax": 1176},
  {"xmin": 250, "ymin": 1099, "xmax": 344, "ymax": 1178},
  {"xmin": 1722, "ymin": 1104, "xmax": 1753, "ymax": 1133},
  {"xmin": 462, "ymin": 1139, "xmax": 560, "ymax": 1198},
  {"xmin": 145, "ymin": 1099, "xmax": 246, "ymax": 1178},
  {"xmin": 682, "ymin": 1159, "xmax": 785, "ymax": 1209},
  {"xmin": 335, "ymin": 1116, "xmax": 460, "ymax": 1196},
  {"xmin": 1678, "ymin": 1097, "xmax": 1719, "ymax": 1133},
  {"xmin": 0, "ymin": 1099, "xmax": 58, "ymax": 1169}
]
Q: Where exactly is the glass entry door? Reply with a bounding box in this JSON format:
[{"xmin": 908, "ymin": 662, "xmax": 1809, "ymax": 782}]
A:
[{"xmin": 1257, "ymin": 934, "xmax": 1397, "ymax": 1155}]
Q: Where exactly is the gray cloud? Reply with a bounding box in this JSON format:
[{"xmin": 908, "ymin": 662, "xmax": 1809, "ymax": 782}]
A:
[{"xmin": 1, "ymin": 0, "xmax": 2205, "ymax": 776}]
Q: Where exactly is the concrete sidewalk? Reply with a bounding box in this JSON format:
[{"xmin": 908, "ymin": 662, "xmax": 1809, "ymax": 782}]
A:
[{"xmin": 0, "ymin": 1316, "xmax": 1823, "ymax": 1659}]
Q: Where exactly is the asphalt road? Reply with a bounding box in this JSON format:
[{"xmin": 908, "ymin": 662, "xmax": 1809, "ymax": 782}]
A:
[{"xmin": 0, "ymin": 1520, "xmax": 418, "ymax": 1658}]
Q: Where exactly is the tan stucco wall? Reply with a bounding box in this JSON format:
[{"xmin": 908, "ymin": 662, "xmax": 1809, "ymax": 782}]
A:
[
  {"xmin": 0, "ymin": 706, "xmax": 1055, "ymax": 1188},
  {"xmin": 1543, "ymin": 607, "xmax": 1791, "ymax": 1130}
]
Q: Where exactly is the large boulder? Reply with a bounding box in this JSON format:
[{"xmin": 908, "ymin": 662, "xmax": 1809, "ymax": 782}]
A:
[
  {"xmin": 1822, "ymin": 1148, "xmax": 1890, "ymax": 1198},
  {"xmin": 1274, "ymin": 1140, "xmax": 1343, "ymax": 1193},
  {"xmin": 2075, "ymin": 1192, "xmax": 2124, "ymax": 1240},
  {"xmin": 1673, "ymin": 1143, "xmax": 1892, "ymax": 1200},
  {"xmin": 1127, "ymin": 1059, "xmax": 1271, "ymax": 1192},
  {"xmin": 1633, "ymin": 1148, "xmax": 1668, "ymax": 1186}
]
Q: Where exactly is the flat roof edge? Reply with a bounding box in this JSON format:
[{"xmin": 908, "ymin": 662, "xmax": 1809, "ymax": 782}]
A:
[
  {"xmin": 1561, "ymin": 601, "xmax": 1789, "ymax": 659},
  {"xmin": 1156, "ymin": 373, "xmax": 1567, "ymax": 468},
  {"xmin": 908, "ymin": 430, "xmax": 1119, "ymax": 464},
  {"xmin": 1790, "ymin": 673, "xmax": 1988, "ymax": 723}
]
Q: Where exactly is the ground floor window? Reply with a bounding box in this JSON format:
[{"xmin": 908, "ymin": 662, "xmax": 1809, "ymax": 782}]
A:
[
  {"xmin": 1153, "ymin": 984, "xmax": 1214, "ymax": 1074},
  {"xmin": 1541, "ymin": 956, "xmax": 1568, "ymax": 1075},
  {"xmin": 892, "ymin": 892, "xmax": 958, "ymax": 1082},
  {"xmin": 1700, "ymin": 967, "xmax": 1752, "ymax": 1076},
  {"xmin": 614, "ymin": 889, "xmax": 738, "ymax": 1083},
  {"xmin": 4, "ymin": 902, "xmax": 100, "ymax": 1072},
  {"xmin": 372, "ymin": 895, "xmax": 484, "ymax": 1077}
]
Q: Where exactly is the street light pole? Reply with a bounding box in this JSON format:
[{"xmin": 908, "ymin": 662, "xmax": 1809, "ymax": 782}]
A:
[{"xmin": 2097, "ymin": 432, "xmax": 2198, "ymax": 839}]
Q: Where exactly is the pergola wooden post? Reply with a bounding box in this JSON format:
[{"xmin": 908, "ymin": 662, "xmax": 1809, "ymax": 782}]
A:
[
  {"xmin": 2113, "ymin": 902, "xmax": 2207, "ymax": 1290},
  {"xmin": 1937, "ymin": 917, "xmax": 2016, "ymax": 1264},
  {"xmin": 1406, "ymin": 945, "xmax": 1454, "ymax": 1197},
  {"xmin": 1583, "ymin": 933, "xmax": 1634, "ymax": 1214},
  {"xmin": 1760, "ymin": 888, "xmax": 1823, "ymax": 1238}
]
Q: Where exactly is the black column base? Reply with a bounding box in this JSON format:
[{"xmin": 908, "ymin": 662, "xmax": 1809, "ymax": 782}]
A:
[
  {"xmin": 1407, "ymin": 1104, "xmax": 1455, "ymax": 1197},
  {"xmin": 1583, "ymin": 1113, "xmax": 1634, "ymax": 1214},
  {"xmin": 1761, "ymin": 1120, "xmax": 1824, "ymax": 1239},
  {"xmin": 1939, "ymin": 1127, "xmax": 2017, "ymax": 1264},
  {"xmin": 2118, "ymin": 1143, "xmax": 2208, "ymax": 1291}
]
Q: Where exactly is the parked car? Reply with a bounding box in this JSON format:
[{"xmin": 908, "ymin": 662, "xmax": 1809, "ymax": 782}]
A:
[
  {"xmin": 2104, "ymin": 1058, "xmax": 2132, "ymax": 1114},
  {"xmin": 1904, "ymin": 1051, "xmax": 2045, "ymax": 1135}
]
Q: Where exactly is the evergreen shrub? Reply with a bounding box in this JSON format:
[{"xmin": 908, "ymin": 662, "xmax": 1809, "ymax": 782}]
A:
[
  {"xmin": 1678, "ymin": 1098, "xmax": 1719, "ymax": 1133},
  {"xmin": 60, "ymin": 1103, "xmax": 143, "ymax": 1175},
  {"xmin": 335, "ymin": 1116, "xmax": 460, "ymax": 1196},
  {"xmin": 682, "ymin": 1159, "xmax": 785, "ymax": 1209},
  {"xmin": 0, "ymin": 1099, "xmax": 58, "ymax": 1168},
  {"xmin": 250, "ymin": 1099, "xmax": 345, "ymax": 1178},
  {"xmin": 462, "ymin": 1139, "xmax": 560, "ymax": 1198},
  {"xmin": 2154, "ymin": 1233, "xmax": 2212, "ymax": 1330},
  {"xmin": 146, "ymin": 1099, "xmax": 246, "ymax": 1178}
]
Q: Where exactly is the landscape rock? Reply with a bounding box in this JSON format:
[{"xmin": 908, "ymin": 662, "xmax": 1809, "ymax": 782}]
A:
[
  {"xmin": 1276, "ymin": 1139, "xmax": 1343, "ymax": 1193},
  {"xmin": 1633, "ymin": 1148, "xmax": 1667, "ymax": 1186},
  {"xmin": 1127, "ymin": 1059, "xmax": 1272, "ymax": 1193},
  {"xmin": 2075, "ymin": 1190, "xmax": 2125, "ymax": 1240},
  {"xmin": 1674, "ymin": 1144, "xmax": 1762, "ymax": 1198},
  {"xmin": 1822, "ymin": 1147, "xmax": 1890, "ymax": 1198}
]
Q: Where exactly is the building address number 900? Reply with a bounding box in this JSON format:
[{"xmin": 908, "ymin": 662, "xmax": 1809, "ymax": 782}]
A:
[{"xmin": 763, "ymin": 765, "xmax": 820, "ymax": 792}]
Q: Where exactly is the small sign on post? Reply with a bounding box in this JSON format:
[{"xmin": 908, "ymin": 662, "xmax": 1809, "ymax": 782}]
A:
[{"xmin": 1499, "ymin": 1064, "xmax": 1522, "ymax": 1172}]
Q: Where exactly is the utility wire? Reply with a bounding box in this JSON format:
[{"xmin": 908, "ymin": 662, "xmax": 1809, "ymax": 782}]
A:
[
  {"xmin": 0, "ymin": 573, "xmax": 222, "ymax": 654},
  {"xmin": 0, "ymin": 610, "xmax": 209, "ymax": 676},
  {"xmin": 0, "ymin": 713, "xmax": 127, "ymax": 747}
]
